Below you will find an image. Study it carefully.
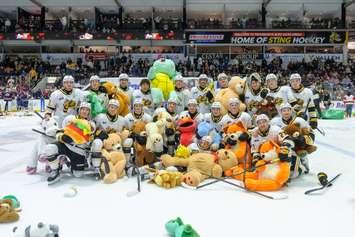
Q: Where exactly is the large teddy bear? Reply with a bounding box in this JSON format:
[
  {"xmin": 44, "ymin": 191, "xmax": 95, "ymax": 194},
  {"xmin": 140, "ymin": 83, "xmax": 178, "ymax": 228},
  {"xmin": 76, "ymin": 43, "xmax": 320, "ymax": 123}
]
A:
[
  {"xmin": 226, "ymin": 140, "xmax": 290, "ymax": 191},
  {"xmin": 100, "ymin": 133, "xmax": 126, "ymax": 184},
  {"xmin": 101, "ymin": 81, "xmax": 130, "ymax": 116},
  {"xmin": 162, "ymin": 149, "xmax": 238, "ymax": 187},
  {"xmin": 215, "ymin": 76, "xmax": 247, "ymax": 114}
]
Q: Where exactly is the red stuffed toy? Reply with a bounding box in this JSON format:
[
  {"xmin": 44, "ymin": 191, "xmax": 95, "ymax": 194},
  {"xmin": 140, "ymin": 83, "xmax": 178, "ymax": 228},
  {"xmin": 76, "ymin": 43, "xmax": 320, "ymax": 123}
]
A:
[{"xmin": 177, "ymin": 116, "xmax": 196, "ymax": 146}]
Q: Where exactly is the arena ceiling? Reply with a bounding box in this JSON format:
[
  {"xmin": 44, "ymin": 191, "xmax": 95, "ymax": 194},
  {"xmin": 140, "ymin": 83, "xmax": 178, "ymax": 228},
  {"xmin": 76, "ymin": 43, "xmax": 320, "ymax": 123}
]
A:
[{"xmin": 0, "ymin": 0, "xmax": 353, "ymax": 16}]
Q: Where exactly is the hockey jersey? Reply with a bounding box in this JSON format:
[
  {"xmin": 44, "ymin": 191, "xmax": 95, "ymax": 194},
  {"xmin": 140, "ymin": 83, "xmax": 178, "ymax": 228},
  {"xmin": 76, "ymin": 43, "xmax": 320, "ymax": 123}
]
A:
[
  {"xmin": 95, "ymin": 113, "xmax": 127, "ymax": 133},
  {"xmin": 47, "ymin": 88, "xmax": 83, "ymax": 127}
]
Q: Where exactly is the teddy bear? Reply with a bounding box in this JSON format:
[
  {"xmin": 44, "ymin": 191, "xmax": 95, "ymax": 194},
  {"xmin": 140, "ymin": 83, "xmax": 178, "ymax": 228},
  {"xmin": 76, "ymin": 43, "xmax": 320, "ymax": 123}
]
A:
[
  {"xmin": 162, "ymin": 149, "xmax": 238, "ymax": 187},
  {"xmin": 280, "ymin": 122, "xmax": 317, "ymax": 156},
  {"xmin": 100, "ymin": 133, "xmax": 126, "ymax": 184},
  {"xmin": 215, "ymin": 76, "xmax": 247, "ymax": 114},
  {"xmin": 145, "ymin": 121, "xmax": 164, "ymax": 154},
  {"xmin": 0, "ymin": 198, "xmax": 20, "ymax": 223},
  {"xmin": 222, "ymin": 121, "xmax": 252, "ymax": 168},
  {"xmin": 101, "ymin": 81, "xmax": 130, "ymax": 116},
  {"xmin": 225, "ymin": 140, "xmax": 290, "ymax": 191}
]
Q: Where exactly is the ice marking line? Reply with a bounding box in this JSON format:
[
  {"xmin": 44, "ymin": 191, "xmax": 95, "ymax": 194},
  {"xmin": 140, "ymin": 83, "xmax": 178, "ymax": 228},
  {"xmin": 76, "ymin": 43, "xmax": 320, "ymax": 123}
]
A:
[{"xmin": 317, "ymin": 141, "xmax": 355, "ymax": 158}]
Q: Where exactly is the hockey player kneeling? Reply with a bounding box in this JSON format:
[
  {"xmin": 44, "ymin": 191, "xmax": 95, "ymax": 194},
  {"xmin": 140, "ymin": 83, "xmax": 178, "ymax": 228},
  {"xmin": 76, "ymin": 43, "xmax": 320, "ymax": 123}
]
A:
[{"xmin": 44, "ymin": 118, "xmax": 98, "ymax": 184}]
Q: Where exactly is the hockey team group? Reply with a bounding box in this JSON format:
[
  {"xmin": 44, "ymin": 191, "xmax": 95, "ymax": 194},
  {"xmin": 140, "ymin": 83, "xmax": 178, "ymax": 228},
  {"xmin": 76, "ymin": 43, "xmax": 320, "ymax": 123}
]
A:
[{"xmin": 26, "ymin": 71, "xmax": 319, "ymax": 192}]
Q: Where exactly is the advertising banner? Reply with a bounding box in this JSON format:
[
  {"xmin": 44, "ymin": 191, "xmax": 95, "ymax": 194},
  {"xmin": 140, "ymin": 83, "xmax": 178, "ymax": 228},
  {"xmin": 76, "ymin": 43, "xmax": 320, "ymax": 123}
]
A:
[{"xmin": 186, "ymin": 31, "xmax": 346, "ymax": 45}]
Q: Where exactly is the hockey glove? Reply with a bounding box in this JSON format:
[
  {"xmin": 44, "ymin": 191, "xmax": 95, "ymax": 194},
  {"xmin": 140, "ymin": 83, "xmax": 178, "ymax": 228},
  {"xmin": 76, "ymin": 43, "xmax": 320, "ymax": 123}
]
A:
[
  {"xmin": 98, "ymin": 85, "xmax": 107, "ymax": 93},
  {"xmin": 260, "ymin": 88, "xmax": 269, "ymax": 99},
  {"xmin": 309, "ymin": 118, "xmax": 318, "ymax": 130},
  {"xmin": 96, "ymin": 130, "xmax": 109, "ymax": 140},
  {"xmin": 205, "ymin": 90, "xmax": 214, "ymax": 102}
]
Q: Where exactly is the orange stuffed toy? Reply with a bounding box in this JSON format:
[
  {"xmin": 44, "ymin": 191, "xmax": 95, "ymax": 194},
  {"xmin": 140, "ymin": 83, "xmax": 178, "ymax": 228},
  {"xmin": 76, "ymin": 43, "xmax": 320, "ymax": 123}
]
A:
[
  {"xmin": 225, "ymin": 140, "xmax": 290, "ymax": 191},
  {"xmin": 223, "ymin": 121, "xmax": 252, "ymax": 169},
  {"xmin": 101, "ymin": 81, "xmax": 130, "ymax": 116}
]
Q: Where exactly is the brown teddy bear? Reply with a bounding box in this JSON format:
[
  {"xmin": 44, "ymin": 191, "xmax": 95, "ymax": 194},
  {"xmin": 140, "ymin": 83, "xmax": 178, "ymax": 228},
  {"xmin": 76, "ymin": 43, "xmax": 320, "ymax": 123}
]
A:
[
  {"xmin": 215, "ymin": 76, "xmax": 247, "ymax": 114},
  {"xmin": 281, "ymin": 122, "xmax": 317, "ymax": 156},
  {"xmin": 161, "ymin": 149, "xmax": 238, "ymax": 187},
  {"xmin": 134, "ymin": 137, "xmax": 157, "ymax": 167},
  {"xmin": 0, "ymin": 199, "xmax": 20, "ymax": 223},
  {"xmin": 100, "ymin": 133, "xmax": 126, "ymax": 184}
]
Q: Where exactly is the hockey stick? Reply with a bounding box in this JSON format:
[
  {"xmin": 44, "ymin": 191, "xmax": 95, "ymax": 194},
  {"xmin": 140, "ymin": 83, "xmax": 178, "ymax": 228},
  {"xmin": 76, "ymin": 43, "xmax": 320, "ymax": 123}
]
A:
[
  {"xmin": 32, "ymin": 128, "xmax": 54, "ymax": 138},
  {"xmin": 126, "ymin": 146, "xmax": 142, "ymax": 197},
  {"xmin": 316, "ymin": 127, "xmax": 325, "ymax": 136},
  {"xmin": 196, "ymin": 159, "xmax": 280, "ymax": 189},
  {"xmin": 199, "ymin": 173, "xmax": 284, "ymax": 200},
  {"xmin": 34, "ymin": 111, "xmax": 44, "ymax": 120}
]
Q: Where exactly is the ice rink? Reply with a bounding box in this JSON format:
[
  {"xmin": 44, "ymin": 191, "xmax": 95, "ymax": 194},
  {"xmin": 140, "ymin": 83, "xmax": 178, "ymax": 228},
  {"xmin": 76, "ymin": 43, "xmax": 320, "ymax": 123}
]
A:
[{"xmin": 0, "ymin": 114, "xmax": 355, "ymax": 237}]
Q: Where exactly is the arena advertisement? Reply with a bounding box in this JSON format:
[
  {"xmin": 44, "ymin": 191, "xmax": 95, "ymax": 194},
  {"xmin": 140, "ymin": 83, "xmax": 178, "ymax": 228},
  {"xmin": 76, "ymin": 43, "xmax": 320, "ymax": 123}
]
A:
[{"xmin": 186, "ymin": 31, "xmax": 347, "ymax": 45}]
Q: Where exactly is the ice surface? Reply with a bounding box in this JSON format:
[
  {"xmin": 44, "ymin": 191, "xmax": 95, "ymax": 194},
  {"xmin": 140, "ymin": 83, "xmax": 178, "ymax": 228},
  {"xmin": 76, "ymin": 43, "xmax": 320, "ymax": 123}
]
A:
[{"xmin": 0, "ymin": 115, "xmax": 355, "ymax": 237}]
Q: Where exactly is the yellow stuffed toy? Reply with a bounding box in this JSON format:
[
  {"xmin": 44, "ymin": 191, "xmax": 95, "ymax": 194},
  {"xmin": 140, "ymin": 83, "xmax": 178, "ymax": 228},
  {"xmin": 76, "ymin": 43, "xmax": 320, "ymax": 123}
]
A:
[
  {"xmin": 149, "ymin": 169, "xmax": 184, "ymax": 189},
  {"xmin": 175, "ymin": 145, "xmax": 190, "ymax": 159},
  {"xmin": 100, "ymin": 133, "xmax": 126, "ymax": 184},
  {"xmin": 101, "ymin": 81, "xmax": 130, "ymax": 116},
  {"xmin": 215, "ymin": 76, "xmax": 247, "ymax": 114}
]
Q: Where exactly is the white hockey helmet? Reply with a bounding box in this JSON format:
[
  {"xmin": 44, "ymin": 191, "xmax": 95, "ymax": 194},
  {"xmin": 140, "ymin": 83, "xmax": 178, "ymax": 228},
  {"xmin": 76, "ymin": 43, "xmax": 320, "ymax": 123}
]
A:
[
  {"xmin": 79, "ymin": 101, "xmax": 91, "ymax": 110},
  {"xmin": 249, "ymin": 72, "xmax": 261, "ymax": 82},
  {"xmin": 133, "ymin": 98, "xmax": 144, "ymax": 106},
  {"xmin": 280, "ymin": 103, "xmax": 292, "ymax": 111},
  {"xmin": 63, "ymin": 75, "xmax": 74, "ymax": 83},
  {"xmin": 89, "ymin": 75, "xmax": 100, "ymax": 82},
  {"xmin": 174, "ymin": 74, "xmax": 184, "ymax": 81},
  {"xmin": 265, "ymin": 73, "xmax": 277, "ymax": 82},
  {"xmin": 108, "ymin": 99, "xmax": 120, "ymax": 108},
  {"xmin": 198, "ymin": 74, "xmax": 208, "ymax": 81},
  {"xmin": 255, "ymin": 114, "xmax": 269, "ymax": 124},
  {"xmin": 228, "ymin": 98, "xmax": 240, "ymax": 105},
  {"xmin": 290, "ymin": 73, "xmax": 302, "ymax": 82},
  {"xmin": 217, "ymin": 73, "xmax": 228, "ymax": 81},
  {"xmin": 211, "ymin": 101, "xmax": 222, "ymax": 109},
  {"xmin": 201, "ymin": 135, "xmax": 213, "ymax": 145},
  {"xmin": 168, "ymin": 97, "xmax": 177, "ymax": 104},
  {"xmin": 119, "ymin": 73, "xmax": 129, "ymax": 81},
  {"xmin": 188, "ymin": 99, "xmax": 198, "ymax": 105}
]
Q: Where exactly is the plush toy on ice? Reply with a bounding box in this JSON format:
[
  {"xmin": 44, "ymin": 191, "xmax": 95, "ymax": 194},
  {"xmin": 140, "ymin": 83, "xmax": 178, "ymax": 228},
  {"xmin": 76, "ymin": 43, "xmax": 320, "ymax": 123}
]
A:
[
  {"xmin": 12, "ymin": 222, "xmax": 59, "ymax": 237},
  {"xmin": 0, "ymin": 195, "xmax": 20, "ymax": 223}
]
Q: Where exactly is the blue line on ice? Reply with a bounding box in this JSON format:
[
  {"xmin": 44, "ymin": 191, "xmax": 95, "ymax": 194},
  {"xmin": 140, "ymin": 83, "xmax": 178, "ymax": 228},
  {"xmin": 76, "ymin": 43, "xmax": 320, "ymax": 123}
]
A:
[{"xmin": 317, "ymin": 141, "xmax": 355, "ymax": 158}]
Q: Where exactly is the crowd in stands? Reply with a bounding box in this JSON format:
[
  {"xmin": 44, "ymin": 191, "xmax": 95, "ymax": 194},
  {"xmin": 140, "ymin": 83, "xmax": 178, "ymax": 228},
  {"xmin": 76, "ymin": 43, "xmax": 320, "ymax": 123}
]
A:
[
  {"xmin": 271, "ymin": 17, "xmax": 343, "ymax": 29},
  {"xmin": 0, "ymin": 54, "xmax": 354, "ymax": 106}
]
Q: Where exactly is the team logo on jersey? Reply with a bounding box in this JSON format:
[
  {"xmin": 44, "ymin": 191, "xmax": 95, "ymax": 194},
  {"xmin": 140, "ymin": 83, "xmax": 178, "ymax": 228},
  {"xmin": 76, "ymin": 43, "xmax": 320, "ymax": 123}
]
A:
[
  {"xmin": 143, "ymin": 98, "xmax": 152, "ymax": 106},
  {"xmin": 63, "ymin": 100, "xmax": 76, "ymax": 113}
]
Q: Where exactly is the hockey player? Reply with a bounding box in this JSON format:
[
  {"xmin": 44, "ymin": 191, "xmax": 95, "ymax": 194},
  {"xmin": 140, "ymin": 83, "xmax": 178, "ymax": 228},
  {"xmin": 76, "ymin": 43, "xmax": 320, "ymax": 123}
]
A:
[
  {"xmin": 191, "ymin": 74, "xmax": 214, "ymax": 114},
  {"xmin": 27, "ymin": 116, "xmax": 59, "ymax": 174},
  {"xmin": 271, "ymin": 103, "xmax": 315, "ymax": 176},
  {"xmin": 44, "ymin": 102, "xmax": 100, "ymax": 184},
  {"xmin": 165, "ymin": 97, "xmax": 179, "ymax": 120},
  {"xmin": 250, "ymin": 114, "xmax": 281, "ymax": 166},
  {"xmin": 180, "ymin": 99, "xmax": 204, "ymax": 124},
  {"xmin": 132, "ymin": 79, "xmax": 156, "ymax": 115},
  {"xmin": 220, "ymin": 98, "xmax": 252, "ymax": 130},
  {"xmin": 125, "ymin": 98, "xmax": 152, "ymax": 130},
  {"xmin": 245, "ymin": 72, "xmax": 268, "ymax": 118},
  {"xmin": 118, "ymin": 73, "xmax": 133, "ymax": 103},
  {"xmin": 46, "ymin": 75, "xmax": 83, "ymax": 127},
  {"xmin": 270, "ymin": 103, "xmax": 311, "ymax": 129},
  {"xmin": 215, "ymin": 73, "xmax": 229, "ymax": 94},
  {"xmin": 265, "ymin": 73, "xmax": 297, "ymax": 111},
  {"xmin": 203, "ymin": 101, "xmax": 224, "ymax": 133},
  {"xmin": 173, "ymin": 74, "xmax": 190, "ymax": 114},
  {"xmin": 289, "ymin": 73, "xmax": 318, "ymax": 129},
  {"xmin": 95, "ymin": 99, "xmax": 127, "ymax": 134},
  {"xmin": 87, "ymin": 75, "xmax": 109, "ymax": 108}
]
